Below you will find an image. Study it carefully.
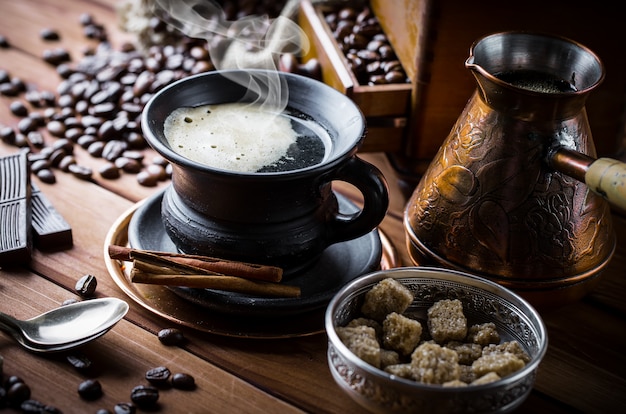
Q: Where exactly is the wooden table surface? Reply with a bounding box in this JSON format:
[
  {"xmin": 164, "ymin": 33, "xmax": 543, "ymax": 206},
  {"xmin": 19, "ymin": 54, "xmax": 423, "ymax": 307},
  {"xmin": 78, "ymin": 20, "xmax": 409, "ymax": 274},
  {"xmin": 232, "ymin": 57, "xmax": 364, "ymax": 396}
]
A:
[{"xmin": 1, "ymin": 0, "xmax": 625, "ymax": 413}]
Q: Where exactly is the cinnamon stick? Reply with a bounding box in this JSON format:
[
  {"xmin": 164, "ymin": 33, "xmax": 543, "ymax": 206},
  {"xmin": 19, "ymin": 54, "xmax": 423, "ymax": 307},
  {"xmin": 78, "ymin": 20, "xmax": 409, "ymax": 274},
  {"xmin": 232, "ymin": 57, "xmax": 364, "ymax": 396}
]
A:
[
  {"xmin": 108, "ymin": 245, "xmax": 282, "ymax": 282},
  {"xmin": 130, "ymin": 268, "xmax": 301, "ymax": 298}
]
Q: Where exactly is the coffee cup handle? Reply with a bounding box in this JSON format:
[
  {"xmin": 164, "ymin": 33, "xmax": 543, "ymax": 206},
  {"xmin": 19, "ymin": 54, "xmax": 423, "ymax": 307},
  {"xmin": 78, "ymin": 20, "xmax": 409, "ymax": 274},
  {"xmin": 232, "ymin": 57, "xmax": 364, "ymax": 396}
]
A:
[{"xmin": 325, "ymin": 157, "xmax": 389, "ymax": 243}]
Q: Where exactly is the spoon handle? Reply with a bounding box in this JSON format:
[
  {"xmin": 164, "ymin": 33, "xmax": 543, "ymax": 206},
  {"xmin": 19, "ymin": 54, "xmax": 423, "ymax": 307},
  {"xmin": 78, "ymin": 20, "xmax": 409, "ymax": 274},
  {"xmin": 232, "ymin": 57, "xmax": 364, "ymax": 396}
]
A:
[
  {"xmin": 0, "ymin": 311, "xmax": 21, "ymax": 332},
  {"xmin": 0, "ymin": 318, "xmax": 24, "ymax": 342}
]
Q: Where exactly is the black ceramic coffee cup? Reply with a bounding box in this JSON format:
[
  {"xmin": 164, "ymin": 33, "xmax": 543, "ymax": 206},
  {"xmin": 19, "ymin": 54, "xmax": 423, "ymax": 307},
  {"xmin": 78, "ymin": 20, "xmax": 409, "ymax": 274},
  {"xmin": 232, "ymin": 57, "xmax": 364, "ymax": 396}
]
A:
[{"xmin": 141, "ymin": 70, "xmax": 389, "ymax": 276}]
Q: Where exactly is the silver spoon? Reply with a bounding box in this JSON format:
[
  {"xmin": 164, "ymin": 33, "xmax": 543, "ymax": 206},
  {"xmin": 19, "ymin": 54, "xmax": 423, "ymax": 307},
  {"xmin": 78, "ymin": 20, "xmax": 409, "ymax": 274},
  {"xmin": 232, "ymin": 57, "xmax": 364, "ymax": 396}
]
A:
[
  {"xmin": 0, "ymin": 297, "xmax": 128, "ymax": 348},
  {"xmin": 0, "ymin": 320, "xmax": 112, "ymax": 353}
]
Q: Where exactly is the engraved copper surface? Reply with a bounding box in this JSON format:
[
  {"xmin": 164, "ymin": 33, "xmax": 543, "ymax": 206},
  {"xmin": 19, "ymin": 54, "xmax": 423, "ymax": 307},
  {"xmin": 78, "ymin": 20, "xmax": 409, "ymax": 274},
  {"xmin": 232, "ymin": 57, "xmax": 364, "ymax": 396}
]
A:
[{"xmin": 404, "ymin": 33, "xmax": 616, "ymax": 305}]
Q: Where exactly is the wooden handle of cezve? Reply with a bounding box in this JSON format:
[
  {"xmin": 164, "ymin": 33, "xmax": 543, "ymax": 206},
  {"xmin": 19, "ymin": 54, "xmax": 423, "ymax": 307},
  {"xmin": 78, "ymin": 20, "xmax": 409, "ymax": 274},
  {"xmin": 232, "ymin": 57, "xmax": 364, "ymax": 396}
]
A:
[
  {"xmin": 586, "ymin": 158, "xmax": 626, "ymax": 211},
  {"xmin": 550, "ymin": 147, "xmax": 626, "ymax": 211}
]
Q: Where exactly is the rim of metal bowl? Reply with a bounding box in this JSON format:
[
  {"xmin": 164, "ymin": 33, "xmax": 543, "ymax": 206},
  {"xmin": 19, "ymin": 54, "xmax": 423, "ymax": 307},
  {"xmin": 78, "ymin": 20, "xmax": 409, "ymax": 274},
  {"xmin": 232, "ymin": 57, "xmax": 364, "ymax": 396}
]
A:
[{"xmin": 324, "ymin": 266, "xmax": 548, "ymax": 393}]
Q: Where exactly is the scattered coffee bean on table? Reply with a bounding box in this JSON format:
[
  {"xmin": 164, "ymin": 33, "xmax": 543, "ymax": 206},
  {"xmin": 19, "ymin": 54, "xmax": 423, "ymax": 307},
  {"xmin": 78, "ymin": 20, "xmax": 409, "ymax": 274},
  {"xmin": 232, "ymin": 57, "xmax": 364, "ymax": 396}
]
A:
[
  {"xmin": 157, "ymin": 327, "xmax": 185, "ymax": 346},
  {"xmin": 75, "ymin": 274, "xmax": 97, "ymax": 297},
  {"xmin": 78, "ymin": 378, "xmax": 103, "ymax": 401},
  {"xmin": 66, "ymin": 351, "xmax": 93, "ymax": 373},
  {"xmin": 20, "ymin": 399, "xmax": 62, "ymax": 414},
  {"xmin": 145, "ymin": 366, "xmax": 171, "ymax": 387},
  {"xmin": 171, "ymin": 373, "xmax": 196, "ymax": 390},
  {"xmin": 130, "ymin": 385, "xmax": 159, "ymax": 408},
  {"xmin": 40, "ymin": 28, "xmax": 60, "ymax": 41},
  {"xmin": 113, "ymin": 402, "xmax": 136, "ymax": 414}
]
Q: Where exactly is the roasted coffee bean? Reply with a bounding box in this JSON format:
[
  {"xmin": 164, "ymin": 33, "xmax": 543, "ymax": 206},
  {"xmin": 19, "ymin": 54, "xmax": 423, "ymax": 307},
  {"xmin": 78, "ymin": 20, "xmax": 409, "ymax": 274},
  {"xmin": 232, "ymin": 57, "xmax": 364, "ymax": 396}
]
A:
[
  {"xmin": 97, "ymin": 120, "xmax": 116, "ymax": 141},
  {"xmin": 68, "ymin": 163, "xmax": 93, "ymax": 180},
  {"xmin": 40, "ymin": 90, "xmax": 56, "ymax": 106},
  {"xmin": 79, "ymin": 12, "xmax": 94, "ymax": 26},
  {"xmin": 157, "ymin": 327, "xmax": 185, "ymax": 346},
  {"xmin": 9, "ymin": 101, "xmax": 28, "ymax": 117},
  {"xmin": 47, "ymin": 120, "xmax": 66, "ymax": 137},
  {"xmin": 113, "ymin": 402, "xmax": 136, "ymax": 414},
  {"xmin": 136, "ymin": 170, "xmax": 158, "ymax": 187},
  {"xmin": 13, "ymin": 133, "xmax": 29, "ymax": 148},
  {"xmin": 36, "ymin": 169, "xmax": 56, "ymax": 184},
  {"xmin": 0, "ymin": 69, "xmax": 9, "ymax": 83},
  {"xmin": 121, "ymin": 150, "xmax": 144, "ymax": 162},
  {"xmin": 42, "ymin": 48, "xmax": 71, "ymax": 65},
  {"xmin": 102, "ymin": 140, "xmax": 128, "ymax": 161},
  {"xmin": 29, "ymin": 112, "xmax": 45, "ymax": 128},
  {"xmin": 58, "ymin": 155, "xmax": 76, "ymax": 172},
  {"xmin": 91, "ymin": 102, "xmax": 116, "ymax": 117},
  {"xmin": 75, "ymin": 274, "xmax": 97, "ymax": 297},
  {"xmin": 5, "ymin": 375, "xmax": 24, "ymax": 388},
  {"xmin": 66, "ymin": 352, "xmax": 93, "ymax": 372},
  {"xmin": 20, "ymin": 399, "xmax": 44, "ymax": 413},
  {"xmin": 7, "ymin": 381, "xmax": 31, "ymax": 405},
  {"xmin": 0, "ymin": 82, "xmax": 19, "ymax": 96},
  {"xmin": 0, "ymin": 126, "xmax": 15, "ymax": 143},
  {"xmin": 145, "ymin": 366, "xmax": 171, "ymax": 386},
  {"xmin": 27, "ymin": 131, "xmax": 44, "ymax": 147},
  {"xmin": 99, "ymin": 162, "xmax": 120, "ymax": 179},
  {"xmin": 65, "ymin": 127, "xmax": 83, "ymax": 141},
  {"xmin": 115, "ymin": 157, "xmax": 142, "ymax": 173},
  {"xmin": 77, "ymin": 379, "xmax": 102, "ymax": 400},
  {"xmin": 20, "ymin": 399, "xmax": 61, "ymax": 413},
  {"xmin": 57, "ymin": 94, "xmax": 75, "ymax": 108},
  {"xmin": 40, "ymin": 28, "xmax": 60, "ymax": 41},
  {"xmin": 81, "ymin": 115, "xmax": 104, "ymax": 129},
  {"xmin": 145, "ymin": 163, "xmax": 167, "ymax": 181},
  {"xmin": 77, "ymin": 134, "xmax": 97, "ymax": 148},
  {"xmin": 17, "ymin": 118, "xmax": 36, "ymax": 134},
  {"xmin": 130, "ymin": 385, "xmax": 159, "ymax": 408},
  {"xmin": 10, "ymin": 77, "xmax": 26, "ymax": 93},
  {"xmin": 31, "ymin": 159, "xmax": 50, "ymax": 173},
  {"xmin": 87, "ymin": 141, "xmax": 105, "ymax": 157},
  {"xmin": 63, "ymin": 116, "xmax": 81, "ymax": 129},
  {"xmin": 171, "ymin": 373, "xmax": 196, "ymax": 390}
]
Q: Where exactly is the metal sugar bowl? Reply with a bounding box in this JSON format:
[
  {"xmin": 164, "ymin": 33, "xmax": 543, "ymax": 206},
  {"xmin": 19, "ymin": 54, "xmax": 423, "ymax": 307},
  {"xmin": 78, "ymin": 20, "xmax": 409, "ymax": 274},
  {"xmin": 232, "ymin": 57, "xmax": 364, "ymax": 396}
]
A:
[{"xmin": 404, "ymin": 32, "xmax": 626, "ymax": 309}]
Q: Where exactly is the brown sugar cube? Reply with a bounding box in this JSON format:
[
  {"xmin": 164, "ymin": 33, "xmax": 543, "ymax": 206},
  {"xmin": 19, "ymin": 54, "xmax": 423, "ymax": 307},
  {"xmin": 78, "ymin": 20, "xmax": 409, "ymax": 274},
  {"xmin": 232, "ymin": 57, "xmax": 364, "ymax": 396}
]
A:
[
  {"xmin": 383, "ymin": 312, "xmax": 422, "ymax": 356},
  {"xmin": 384, "ymin": 363, "xmax": 414, "ymax": 379},
  {"xmin": 410, "ymin": 342, "xmax": 460, "ymax": 384},
  {"xmin": 445, "ymin": 341, "xmax": 483, "ymax": 365},
  {"xmin": 347, "ymin": 317, "xmax": 383, "ymax": 339},
  {"xmin": 482, "ymin": 340, "xmax": 531, "ymax": 364},
  {"xmin": 472, "ymin": 352, "xmax": 525, "ymax": 378},
  {"xmin": 471, "ymin": 372, "xmax": 501, "ymax": 385},
  {"xmin": 427, "ymin": 299, "xmax": 467, "ymax": 343},
  {"xmin": 361, "ymin": 278, "xmax": 414, "ymax": 321},
  {"xmin": 443, "ymin": 379, "xmax": 468, "ymax": 387},
  {"xmin": 336, "ymin": 325, "xmax": 381, "ymax": 368},
  {"xmin": 380, "ymin": 349, "xmax": 400, "ymax": 369},
  {"xmin": 458, "ymin": 364, "xmax": 477, "ymax": 383},
  {"xmin": 467, "ymin": 322, "xmax": 500, "ymax": 346}
]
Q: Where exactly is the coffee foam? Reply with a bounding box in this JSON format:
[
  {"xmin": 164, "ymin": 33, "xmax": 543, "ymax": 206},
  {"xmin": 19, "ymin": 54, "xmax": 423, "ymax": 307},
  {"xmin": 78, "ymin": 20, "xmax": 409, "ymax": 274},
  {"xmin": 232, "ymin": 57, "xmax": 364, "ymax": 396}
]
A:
[{"xmin": 164, "ymin": 103, "xmax": 298, "ymax": 172}]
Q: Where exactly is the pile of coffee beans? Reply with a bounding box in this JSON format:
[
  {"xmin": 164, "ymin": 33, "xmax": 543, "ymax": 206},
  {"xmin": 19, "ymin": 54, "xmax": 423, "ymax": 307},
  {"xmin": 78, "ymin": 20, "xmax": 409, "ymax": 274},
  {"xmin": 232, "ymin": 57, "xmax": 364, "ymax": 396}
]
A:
[
  {"xmin": 0, "ymin": 0, "xmax": 312, "ymax": 188},
  {"xmin": 323, "ymin": 4, "xmax": 409, "ymax": 86}
]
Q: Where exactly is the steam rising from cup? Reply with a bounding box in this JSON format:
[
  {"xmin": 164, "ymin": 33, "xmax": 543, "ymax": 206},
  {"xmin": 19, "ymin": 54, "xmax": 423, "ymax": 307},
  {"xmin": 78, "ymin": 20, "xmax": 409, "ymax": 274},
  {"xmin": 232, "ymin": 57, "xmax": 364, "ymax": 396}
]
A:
[{"xmin": 153, "ymin": 0, "xmax": 310, "ymax": 113}]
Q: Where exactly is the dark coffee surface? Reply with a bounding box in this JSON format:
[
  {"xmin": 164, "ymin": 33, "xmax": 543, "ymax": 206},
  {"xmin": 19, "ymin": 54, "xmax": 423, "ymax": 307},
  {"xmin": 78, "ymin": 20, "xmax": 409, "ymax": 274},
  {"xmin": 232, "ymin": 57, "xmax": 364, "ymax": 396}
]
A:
[{"xmin": 495, "ymin": 69, "xmax": 578, "ymax": 93}]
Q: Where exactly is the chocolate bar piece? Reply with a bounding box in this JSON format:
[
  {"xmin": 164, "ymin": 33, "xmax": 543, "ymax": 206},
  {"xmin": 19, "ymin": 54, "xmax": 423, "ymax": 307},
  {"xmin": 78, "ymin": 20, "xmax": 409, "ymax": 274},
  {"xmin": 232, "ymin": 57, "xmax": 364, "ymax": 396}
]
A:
[
  {"xmin": 0, "ymin": 151, "xmax": 32, "ymax": 265},
  {"xmin": 31, "ymin": 182, "xmax": 73, "ymax": 250}
]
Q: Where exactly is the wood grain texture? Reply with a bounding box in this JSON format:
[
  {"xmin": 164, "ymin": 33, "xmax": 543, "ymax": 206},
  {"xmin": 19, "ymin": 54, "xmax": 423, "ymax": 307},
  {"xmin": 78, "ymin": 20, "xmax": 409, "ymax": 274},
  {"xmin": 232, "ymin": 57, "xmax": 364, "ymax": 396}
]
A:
[{"xmin": 1, "ymin": 0, "xmax": 625, "ymax": 413}]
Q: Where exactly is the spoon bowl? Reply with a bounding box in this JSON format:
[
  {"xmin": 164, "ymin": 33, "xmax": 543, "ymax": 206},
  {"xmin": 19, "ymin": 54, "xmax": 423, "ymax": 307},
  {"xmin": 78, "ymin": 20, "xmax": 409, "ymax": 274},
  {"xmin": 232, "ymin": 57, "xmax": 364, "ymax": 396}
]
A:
[{"xmin": 0, "ymin": 298, "xmax": 128, "ymax": 348}]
